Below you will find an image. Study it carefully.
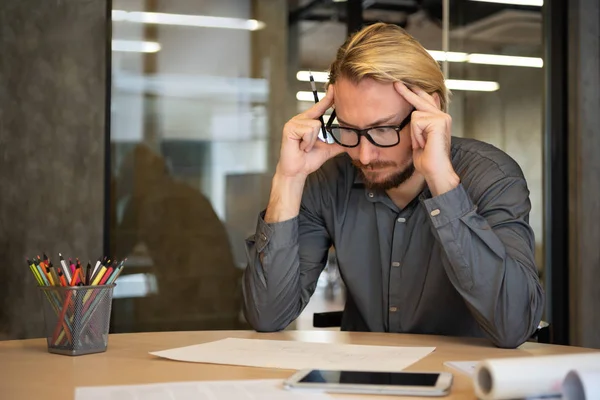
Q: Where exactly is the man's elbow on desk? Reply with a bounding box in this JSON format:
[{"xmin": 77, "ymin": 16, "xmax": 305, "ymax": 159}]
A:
[
  {"xmin": 485, "ymin": 307, "xmax": 544, "ymax": 349},
  {"xmin": 242, "ymin": 304, "xmax": 292, "ymax": 333},
  {"xmin": 489, "ymin": 332, "xmax": 530, "ymax": 350}
]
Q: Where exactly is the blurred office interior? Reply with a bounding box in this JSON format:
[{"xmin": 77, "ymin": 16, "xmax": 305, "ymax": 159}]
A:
[{"xmin": 0, "ymin": 0, "xmax": 598, "ymax": 348}]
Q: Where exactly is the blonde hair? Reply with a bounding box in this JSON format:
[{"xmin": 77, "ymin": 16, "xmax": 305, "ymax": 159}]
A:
[{"xmin": 328, "ymin": 23, "xmax": 449, "ymax": 112}]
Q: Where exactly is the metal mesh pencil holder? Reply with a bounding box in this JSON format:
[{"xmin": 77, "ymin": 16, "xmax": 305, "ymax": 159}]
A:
[{"xmin": 39, "ymin": 284, "xmax": 115, "ymax": 356}]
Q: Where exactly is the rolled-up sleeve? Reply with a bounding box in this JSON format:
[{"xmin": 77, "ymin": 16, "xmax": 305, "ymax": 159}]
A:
[
  {"xmin": 421, "ymin": 180, "xmax": 545, "ymax": 348},
  {"xmin": 242, "ymin": 176, "xmax": 332, "ymax": 332}
]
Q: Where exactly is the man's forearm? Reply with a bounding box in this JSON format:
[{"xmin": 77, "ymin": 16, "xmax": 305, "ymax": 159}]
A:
[
  {"xmin": 244, "ymin": 171, "xmax": 308, "ymax": 331},
  {"xmin": 264, "ymin": 172, "xmax": 307, "ymax": 223},
  {"xmin": 422, "ymin": 183, "xmax": 544, "ymax": 348},
  {"xmin": 243, "ymin": 220, "xmax": 304, "ymax": 332}
]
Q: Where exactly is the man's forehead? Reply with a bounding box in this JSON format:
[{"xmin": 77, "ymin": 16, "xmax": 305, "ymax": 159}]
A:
[
  {"xmin": 332, "ymin": 87, "xmax": 411, "ymax": 128},
  {"xmin": 333, "ymin": 79, "xmax": 410, "ymax": 108},
  {"xmin": 334, "ymin": 111, "xmax": 401, "ymax": 128}
]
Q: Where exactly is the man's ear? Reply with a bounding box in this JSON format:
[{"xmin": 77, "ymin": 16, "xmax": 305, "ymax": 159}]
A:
[{"xmin": 432, "ymin": 92, "xmax": 442, "ymax": 110}]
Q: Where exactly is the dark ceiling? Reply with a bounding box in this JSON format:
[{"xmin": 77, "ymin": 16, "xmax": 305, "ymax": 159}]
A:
[{"xmin": 289, "ymin": 0, "xmax": 541, "ymax": 30}]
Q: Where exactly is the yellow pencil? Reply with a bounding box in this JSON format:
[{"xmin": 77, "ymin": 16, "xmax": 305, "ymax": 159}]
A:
[
  {"xmin": 83, "ymin": 266, "xmax": 107, "ymax": 303},
  {"xmin": 27, "ymin": 260, "xmax": 43, "ymax": 285},
  {"xmin": 44, "ymin": 265, "xmax": 56, "ymax": 286}
]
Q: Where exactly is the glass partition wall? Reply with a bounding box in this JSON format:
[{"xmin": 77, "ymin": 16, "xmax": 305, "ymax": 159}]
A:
[{"xmin": 108, "ymin": 0, "xmax": 546, "ymax": 333}]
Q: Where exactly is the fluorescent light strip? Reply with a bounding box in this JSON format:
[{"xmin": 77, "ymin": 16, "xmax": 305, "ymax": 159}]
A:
[
  {"xmin": 427, "ymin": 50, "xmax": 468, "ymax": 62},
  {"xmin": 297, "ymin": 79, "xmax": 499, "ymax": 100},
  {"xmin": 297, "ymin": 91, "xmax": 325, "ymax": 102},
  {"xmin": 112, "ymin": 10, "xmax": 265, "ymax": 31},
  {"xmin": 112, "ymin": 40, "xmax": 161, "ymax": 53},
  {"xmin": 296, "ymin": 73, "xmax": 327, "ymax": 83},
  {"xmin": 467, "ymin": 53, "xmax": 543, "ymax": 68},
  {"xmin": 427, "ymin": 50, "xmax": 542, "ymax": 67},
  {"xmin": 298, "ymin": 55, "xmax": 541, "ymax": 80},
  {"xmin": 469, "ymin": 0, "xmax": 542, "ymax": 6},
  {"xmin": 445, "ymin": 79, "xmax": 499, "ymax": 91},
  {"xmin": 296, "ymin": 71, "xmax": 329, "ymax": 83}
]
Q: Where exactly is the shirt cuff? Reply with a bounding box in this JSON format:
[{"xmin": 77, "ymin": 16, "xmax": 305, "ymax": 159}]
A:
[
  {"xmin": 253, "ymin": 210, "xmax": 299, "ymax": 253},
  {"xmin": 421, "ymin": 184, "xmax": 476, "ymax": 229}
]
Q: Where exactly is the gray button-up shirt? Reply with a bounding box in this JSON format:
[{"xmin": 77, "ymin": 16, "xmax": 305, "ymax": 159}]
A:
[{"xmin": 243, "ymin": 137, "xmax": 545, "ymax": 348}]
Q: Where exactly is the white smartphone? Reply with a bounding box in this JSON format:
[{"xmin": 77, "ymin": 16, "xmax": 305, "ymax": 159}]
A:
[{"xmin": 284, "ymin": 369, "xmax": 453, "ymax": 397}]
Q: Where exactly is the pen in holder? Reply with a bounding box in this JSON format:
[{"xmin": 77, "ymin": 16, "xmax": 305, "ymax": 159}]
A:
[{"xmin": 39, "ymin": 284, "xmax": 115, "ymax": 356}]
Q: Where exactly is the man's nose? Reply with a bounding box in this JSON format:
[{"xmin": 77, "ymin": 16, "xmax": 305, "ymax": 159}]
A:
[{"xmin": 358, "ymin": 136, "xmax": 378, "ymax": 166}]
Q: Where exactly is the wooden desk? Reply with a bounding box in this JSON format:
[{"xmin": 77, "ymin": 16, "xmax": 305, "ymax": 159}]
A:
[{"xmin": 0, "ymin": 330, "xmax": 596, "ymax": 399}]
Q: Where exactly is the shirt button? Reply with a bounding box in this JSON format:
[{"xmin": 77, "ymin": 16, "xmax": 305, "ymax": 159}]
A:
[
  {"xmin": 389, "ymin": 306, "xmax": 398, "ymax": 312},
  {"xmin": 368, "ymin": 192, "xmax": 374, "ymax": 198},
  {"xmin": 397, "ymin": 217, "xmax": 406, "ymax": 223},
  {"xmin": 431, "ymin": 209, "xmax": 441, "ymax": 216},
  {"xmin": 260, "ymin": 234, "xmax": 267, "ymax": 241},
  {"xmin": 391, "ymin": 261, "xmax": 400, "ymax": 267}
]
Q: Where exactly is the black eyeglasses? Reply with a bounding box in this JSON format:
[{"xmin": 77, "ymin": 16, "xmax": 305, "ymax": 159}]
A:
[{"xmin": 324, "ymin": 109, "xmax": 413, "ymax": 148}]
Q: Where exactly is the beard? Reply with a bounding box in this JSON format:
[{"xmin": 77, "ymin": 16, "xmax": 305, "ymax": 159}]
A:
[{"xmin": 352, "ymin": 160, "xmax": 415, "ymax": 191}]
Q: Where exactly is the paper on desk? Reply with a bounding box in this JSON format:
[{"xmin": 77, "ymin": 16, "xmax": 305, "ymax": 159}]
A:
[
  {"xmin": 444, "ymin": 360, "xmax": 478, "ymax": 377},
  {"xmin": 75, "ymin": 379, "xmax": 333, "ymax": 400},
  {"xmin": 150, "ymin": 338, "xmax": 435, "ymax": 372}
]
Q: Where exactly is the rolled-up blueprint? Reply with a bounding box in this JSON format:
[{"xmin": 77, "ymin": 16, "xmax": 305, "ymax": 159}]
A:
[
  {"xmin": 562, "ymin": 369, "xmax": 600, "ymax": 400},
  {"xmin": 473, "ymin": 353, "xmax": 600, "ymax": 400}
]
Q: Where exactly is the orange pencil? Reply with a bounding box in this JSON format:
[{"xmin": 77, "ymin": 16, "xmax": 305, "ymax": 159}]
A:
[
  {"xmin": 58, "ymin": 270, "xmax": 67, "ymax": 287},
  {"xmin": 69, "ymin": 270, "xmax": 78, "ymax": 286},
  {"xmin": 69, "ymin": 262, "xmax": 83, "ymax": 286},
  {"xmin": 37, "ymin": 255, "xmax": 46, "ymax": 271},
  {"xmin": 51, "ymin": 298, "xmax": 73, "ymax": 345}
]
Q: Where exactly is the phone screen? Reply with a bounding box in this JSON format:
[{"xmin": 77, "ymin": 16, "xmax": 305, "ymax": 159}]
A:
[{"xmin": 298, "ymin": 370, "xmax": 439, "ymax": 387}]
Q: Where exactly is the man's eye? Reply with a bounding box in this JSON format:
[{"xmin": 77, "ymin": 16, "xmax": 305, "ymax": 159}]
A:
[{"xmin": 371, "ymin": 128, "xmax": 388, "ymax": 134}]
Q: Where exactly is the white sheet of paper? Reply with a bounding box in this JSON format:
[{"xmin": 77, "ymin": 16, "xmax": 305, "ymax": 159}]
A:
[
  {"xmin": 444, "ymin": 361, "xmax": 478, "ymax": 377},
  {"xmin": 75, "ymin": 379, "xmax": 332, "ymax": 400},
  {"xmin": 149, "ymin": 338, "xmax": 435, "ymax": 372}
]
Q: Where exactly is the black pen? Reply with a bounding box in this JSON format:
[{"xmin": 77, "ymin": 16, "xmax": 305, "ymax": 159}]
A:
[
  {"xmin": 309, "ymin": 71, "xmax": 328, "ymax": 141},
  {"xmin": 85, "ymin": 262, "xmax": 92, "ymax": 286}
]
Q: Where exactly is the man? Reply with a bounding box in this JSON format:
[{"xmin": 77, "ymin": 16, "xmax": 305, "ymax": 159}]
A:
[{"xmin": 243, "ymin": 23, "xmax": 544, "ymax": 348}]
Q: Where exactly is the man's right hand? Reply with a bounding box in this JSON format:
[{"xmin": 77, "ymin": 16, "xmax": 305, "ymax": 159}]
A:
[
  {"xmin": 265, "ymin": 85, "xmax": 344, "ymax": 224},
  {"xmin": 276, "ymin": 85, "xmax": 344, "ymax": 179}
]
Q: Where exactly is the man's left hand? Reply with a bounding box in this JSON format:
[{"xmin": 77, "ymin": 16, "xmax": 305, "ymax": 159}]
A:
[{"xmin": 394, "ymin": 81, "xmax": 460, "ymax": 196}]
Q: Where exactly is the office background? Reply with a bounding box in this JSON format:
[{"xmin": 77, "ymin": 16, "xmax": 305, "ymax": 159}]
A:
[{"xmin": 0, "ymin": 0, "xmax": 598, "ymax": 348}]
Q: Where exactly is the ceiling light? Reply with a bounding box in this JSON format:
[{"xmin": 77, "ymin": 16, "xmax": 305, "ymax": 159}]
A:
[
  {"xmin": 445, "ymin": 79, "xmax": 499, "ymax": 91},
  {"xmin": 428, "ymin": 51, "xmax": 542, "ymax": 67},
  {"xmin": 296, "ymin": 91, "xmax": 325, "ymax": 102},
  {"xmin": 469, "ymin": 0, "xmax": 542, "ymax": 6},
  {"xmin": 112, "ymin": 10, "xmax": 265, "ymax": 31},
  {"xmin": 297, "ymin": 79, "xmax": 499, "ymax": 100},
  {"xmin": 427, "ymin": 50, "xmax": 469, "ymax": 62},
  {"xmin": 467, "ymin": 53, "xmax": 543, "ymax": 67},
  {"xmin": 297, "ymin": 72, "xmax": 500, "ymax": 92},
  {"xmin": 297, "ymin": 52, "xmax": 540, "ymax": 84},
  {"xmin": 296, "ymin": 71, "xmax": 329, "ymax": 83},
  {"xmin": 112, "ymin": 40, "xmax": 161, "ymax": 53}
]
